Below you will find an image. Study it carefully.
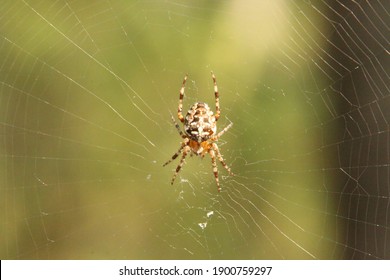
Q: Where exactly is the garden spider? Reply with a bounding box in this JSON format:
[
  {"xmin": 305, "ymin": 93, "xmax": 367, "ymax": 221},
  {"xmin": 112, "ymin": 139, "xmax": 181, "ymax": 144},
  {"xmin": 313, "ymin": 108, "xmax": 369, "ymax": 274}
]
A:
[{"xmin": 163, "ymin": 72, "xmax": 233, "ymax": 192}]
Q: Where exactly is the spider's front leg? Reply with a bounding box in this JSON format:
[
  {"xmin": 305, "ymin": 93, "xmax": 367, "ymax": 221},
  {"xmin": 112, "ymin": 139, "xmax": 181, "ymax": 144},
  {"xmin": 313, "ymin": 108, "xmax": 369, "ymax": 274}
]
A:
[
  {"xmin": 163, "ymin": 138, "xmax": 189, "ymax": 167},
  {"xmin": 212, "ymin": 143, "xmax": 234, "ymax": 176},
  {"xmin": 163, "ymin": 146, "xmax": 183, "ymax": 167},
  {"xmin": 170, "ymin": 145, "xmax": 191, "ymax": 185},
  {"xmin": 209, "ymin": 148, "xmax": 221, "ymax": 192}
]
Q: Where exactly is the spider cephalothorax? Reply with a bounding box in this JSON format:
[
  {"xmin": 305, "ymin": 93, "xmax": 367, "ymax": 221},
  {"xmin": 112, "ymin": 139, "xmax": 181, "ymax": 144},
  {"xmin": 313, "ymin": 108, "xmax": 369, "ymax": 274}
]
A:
[{"xmin": 163, "ymin": 72, "xmax": 233, "ymax": 192}]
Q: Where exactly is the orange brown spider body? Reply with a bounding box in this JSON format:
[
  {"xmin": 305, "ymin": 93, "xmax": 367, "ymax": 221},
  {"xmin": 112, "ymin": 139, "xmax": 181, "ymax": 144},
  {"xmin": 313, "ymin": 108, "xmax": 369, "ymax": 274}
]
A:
[{"xmin": 163, "ymin": 72, "xmax": 233, "ymax": 192}]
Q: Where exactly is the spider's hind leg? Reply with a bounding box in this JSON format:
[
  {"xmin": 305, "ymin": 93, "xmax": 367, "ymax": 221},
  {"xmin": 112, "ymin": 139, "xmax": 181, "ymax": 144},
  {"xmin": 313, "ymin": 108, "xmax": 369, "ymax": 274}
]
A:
[
  {"xmin": 177, "ymin": 75, "xmax": 188, "ymax": 123},
  {"xmin": 170, "ymin": 115, "xmax": 186, "ymax": 138},
  {"xmin": 211, "ymin": 72, "xmax": 220, "ymax": 121}
]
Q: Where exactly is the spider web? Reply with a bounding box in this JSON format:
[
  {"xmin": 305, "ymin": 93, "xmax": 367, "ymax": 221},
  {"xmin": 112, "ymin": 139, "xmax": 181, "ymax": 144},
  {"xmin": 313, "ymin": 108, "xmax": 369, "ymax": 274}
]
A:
[{"xmin": 0, "ymin": 0, "xmax": 389, "ymax": 259}]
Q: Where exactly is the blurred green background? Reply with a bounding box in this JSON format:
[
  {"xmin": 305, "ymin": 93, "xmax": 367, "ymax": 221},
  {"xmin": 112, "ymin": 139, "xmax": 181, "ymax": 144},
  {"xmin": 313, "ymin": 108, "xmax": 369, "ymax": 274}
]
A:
[{"xmin": 1, "ymin": 1, "xmax": 388, "ymax": 259}]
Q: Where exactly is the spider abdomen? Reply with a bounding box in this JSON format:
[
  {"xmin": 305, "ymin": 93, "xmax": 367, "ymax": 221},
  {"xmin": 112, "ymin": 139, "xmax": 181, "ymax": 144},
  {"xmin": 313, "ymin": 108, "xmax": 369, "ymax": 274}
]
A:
[{"xmin": 184, "ymin": 102, "xmax": 217, "ymax": 142}]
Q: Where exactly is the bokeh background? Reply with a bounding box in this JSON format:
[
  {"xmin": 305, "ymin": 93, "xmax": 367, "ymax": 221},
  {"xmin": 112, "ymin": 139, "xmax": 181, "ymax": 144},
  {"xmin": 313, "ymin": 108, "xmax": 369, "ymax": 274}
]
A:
[{"xmin": 1, "ymin": 0, "xmax": 389, "ymax": 259}]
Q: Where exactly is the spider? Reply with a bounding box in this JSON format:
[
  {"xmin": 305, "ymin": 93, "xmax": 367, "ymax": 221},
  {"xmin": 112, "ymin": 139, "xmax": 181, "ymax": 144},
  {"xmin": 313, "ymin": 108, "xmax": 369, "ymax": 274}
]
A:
[{"xmin": 163, "ymin": 72, "xmax": 233, "ymax": 192}]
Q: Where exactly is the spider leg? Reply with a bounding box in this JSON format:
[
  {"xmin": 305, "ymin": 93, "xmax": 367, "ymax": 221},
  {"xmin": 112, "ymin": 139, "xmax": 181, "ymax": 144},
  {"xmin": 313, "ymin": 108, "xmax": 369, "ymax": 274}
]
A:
[
  {"xmin": 178, "ymin": 74, "xmax": 188, "ymax": 123},
  {"xmin": 163, "ymin": 140, "xmax": 187, "ymax": 167},
  {"xmin": 209, "ymin": 149, "xmax": 221, "ymax": 192},
  {"xmin": 171, "ymin": 115, "xmax": 186, "ymax": 138},
  {"xmin": 211, "ymin": 122, "xmax": 233, "ymax": 141},
  {"xmin": 211, "ymin": 71, "xmax": 220, "ymax": 121},
  {"xmin": 170, "ymin": 146, "xmax": 191, "ymax": 185},
  {"xmin": 212, "ymin": 143, "xmax": 234, "ymax": 176}
]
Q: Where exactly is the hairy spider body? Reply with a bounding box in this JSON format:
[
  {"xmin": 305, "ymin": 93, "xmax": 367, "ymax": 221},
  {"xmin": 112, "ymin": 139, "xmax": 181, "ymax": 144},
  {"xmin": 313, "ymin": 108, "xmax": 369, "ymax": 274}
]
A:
[
  {"xmin": 184, "ymin": 102, "xmax": 216, "ymax": 142},
  {"xmin": 163, "ymin": 72, "xmax": 233, "ymax": 192}
]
